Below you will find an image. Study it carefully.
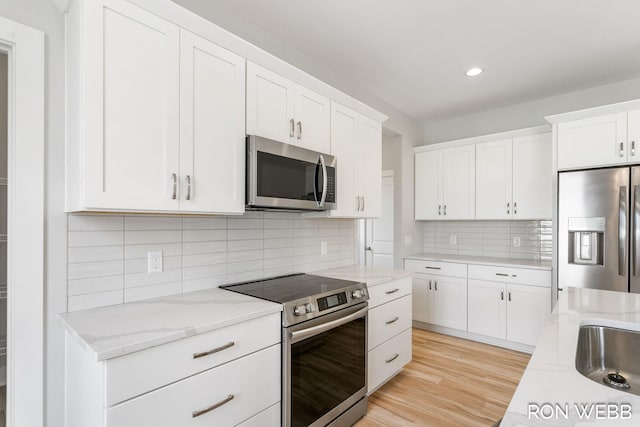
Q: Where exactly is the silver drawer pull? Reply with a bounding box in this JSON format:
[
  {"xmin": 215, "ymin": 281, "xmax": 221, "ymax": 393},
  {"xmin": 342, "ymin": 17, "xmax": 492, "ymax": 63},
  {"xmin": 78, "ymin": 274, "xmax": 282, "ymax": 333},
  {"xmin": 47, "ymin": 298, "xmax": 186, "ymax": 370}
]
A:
[
  {"xmin": 385, "ymin": 288, "xmax": 400, "ymax": 295},
  {"xmin": 424, "ymin": 266, "xmax": 441, "ymax": 270},
  {"xmin": 495, "ymin": 273, "xmax": 509, "ymax": 277},
  {"xmin": 385, "ymin": 353, "xmax": 400, "ymax": 364},
  {"xmin": 193, "ymin": 341, "xmax": 235, "ymax": 359},
  {"xmin": 385, "ymin": 317, "xmax": 399, "ymax": 325},
  {"xmin": 192, "ymin": 394, "xmax": 234, "ymax": 418}
]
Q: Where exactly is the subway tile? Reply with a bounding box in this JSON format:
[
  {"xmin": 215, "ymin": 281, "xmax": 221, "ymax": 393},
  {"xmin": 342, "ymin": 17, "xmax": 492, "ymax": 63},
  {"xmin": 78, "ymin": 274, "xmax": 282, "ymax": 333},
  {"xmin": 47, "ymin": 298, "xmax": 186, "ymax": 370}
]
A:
[
  {"xmin": 182, "ymin": 252, "xmax": 226, "ymax": 268},
  {"xmin": 183, "ymin": 229, "xmax": 226, "ymax": 242},
  {"xmin": 183, "ymin": 276, "xmax": 228, "ymax": 293},
  {"xmin": 263, "ymin": 238, "xmax": 293, "ymax": 249},
  {"xmin": 68, "ymin": 214, "xmax": 124, "ymax": 231},
  {"xmin": 68, "ymin": 290, "xmax": 123, "ymax": 312},
  {"xmin": 125, "ymin": 215, "xmax": 181, "ymax": 231},
  {"xmin": 68, "ymin": 245, "xmax": 123, "ymax": 263},
  {"xmin": 69, "ymin": 231, "xmax": 124, "ymax": 247},
  {"xmin": 263, "ymin": 211, "xmax": 294, "ymax": 220},
  {"xmin": 125, "ymin": 230, "xmax": 181, "ymax": 245},
  {"xmin": 227, "ymin": 259, "xmax": 262, "ymax": 274},
  {"xmin": 125, "ymin": 243, "xmax": 182, "ymax": 259},
  {"xmin": 227, "ymin": 218, "xmax": 263, "ymax": 229},
  {"xmin": 264, "ymin": 228, "xmax": 294, "ymax": 239},
  {"xmin": 68, "ymin": 275, "xmax": 123, "ymax": 296},
  {"xmin": 125, "ymin": 269, "xmax": 182, "ymax": 289},
  {"xmin": 125, "ymin": 282, "xmax": 182, "ymax": 303},
  {"xmin": 264, "ymin": 219, "xmax": 294, "ymax": 229},
  {"xmin": 183, "ymin": 241, "xmax": 227, "ymax": 255},
  {"xmin": 182, "ymin": 217, "xmax": 227, "ymax": 230},
  {"xmin": 125, "ymin": 255, "xmax": 181, "ymax": 274},
  {"xmin": 228, "ymin": 229, "xmax": 264, "ymax": 240},
  {"xmin": 183, "ymin": 264, "xmax": 227, "ymax": 281},
  {"xmin": 227, "ymin": 239, "xmax": 263, "ymax": 251},
  {"xmin": 68, "ymin": 260, "xmax": 123, "ymax": 280},
  {"xmin": 227, "ymin": 249, "xmax": 263, "ymax": 263}
]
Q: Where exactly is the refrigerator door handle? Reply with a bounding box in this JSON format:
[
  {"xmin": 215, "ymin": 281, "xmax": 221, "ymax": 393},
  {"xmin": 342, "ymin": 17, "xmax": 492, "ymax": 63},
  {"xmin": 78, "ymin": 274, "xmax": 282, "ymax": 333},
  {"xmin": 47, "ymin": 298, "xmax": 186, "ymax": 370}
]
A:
[
  {"xmin": 619, "ymin": 186, "xmax": 628, "ymax": 276},
  {"xmin": 634, "ymin": 185, "xmax": 640, "ymax": 276}
]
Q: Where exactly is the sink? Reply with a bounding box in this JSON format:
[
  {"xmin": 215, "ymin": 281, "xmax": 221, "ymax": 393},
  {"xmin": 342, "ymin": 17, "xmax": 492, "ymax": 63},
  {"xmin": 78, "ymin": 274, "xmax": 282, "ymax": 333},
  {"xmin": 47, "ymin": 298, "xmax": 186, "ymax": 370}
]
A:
[{"xmin": 576, "ymin": 324, "xmax": 640, "ymax": 396}]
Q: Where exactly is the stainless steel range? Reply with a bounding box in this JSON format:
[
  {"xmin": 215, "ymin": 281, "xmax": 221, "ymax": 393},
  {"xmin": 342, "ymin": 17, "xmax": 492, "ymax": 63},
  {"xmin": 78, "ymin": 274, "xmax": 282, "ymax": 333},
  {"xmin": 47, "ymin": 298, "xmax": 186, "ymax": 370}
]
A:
[{"xmin": 222, "ymin": 273, "xmax": 369, "ymax": 427}]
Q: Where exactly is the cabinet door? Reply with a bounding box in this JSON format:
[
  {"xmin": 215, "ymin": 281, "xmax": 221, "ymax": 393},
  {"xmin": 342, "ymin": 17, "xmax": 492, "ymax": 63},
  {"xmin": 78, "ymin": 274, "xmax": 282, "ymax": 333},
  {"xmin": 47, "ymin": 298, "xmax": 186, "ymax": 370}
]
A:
[
  {"xmin": 512, "ymin": 133, "xmax": 552, "ymax": 219},
  {"xmin": 431, "ymin": 276, "xmax": 467, "ymax": 331},
  {"xmin": 84, "ymin": 0, "xmax": 180, "ymax": 210},
  {"xmin": 442, "ymin": 146, "xmax": 475, "ymax": 219},
  {"xmin": 475, "ymin": 139, "xmax": 512, "ymax": 219},
  {"xmin": 246, "ymin": 62, "xmax": 295, "ymax": 143},
  {"xmin": 411, "ymin": 274, "xmax": 433, "ymax": 323},
  {"xmin": 628, "ymin": 110, "xmax": 640, "ymax": 163},
  {"xmin": 293, "ymin": 85, "xmax": 330, "ymax": 153},
  {"xmin": 557, "ymin": 112, "xmax": 628, "ymax": 169},
  {"xmin": 330, "ymin": 102, "xmax": 358, "ymax": 217},
  {"xmin": 179, "ymin": 30, "xmax": 245, "ymax": 214},
  {"xmin": 467, "ymin": 279, "xmax": 506, "ymax": 340},
  {"xmin": 506, "ymin": 284, "xmax": 551, "ymax": 346},
  {"xmin": 415, "ymin": 151, "xmax": 442, "ymax": 220},
  {"xmin": 357, "ymin": 115, "xmax": 382, "ymax": 218}
]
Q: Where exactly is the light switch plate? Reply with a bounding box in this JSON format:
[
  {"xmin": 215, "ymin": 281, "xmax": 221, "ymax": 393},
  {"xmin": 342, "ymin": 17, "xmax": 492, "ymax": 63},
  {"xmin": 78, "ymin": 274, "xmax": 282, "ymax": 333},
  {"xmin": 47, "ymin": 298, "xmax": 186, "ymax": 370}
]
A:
[
  {"xmin": 320, "ymin": 241, "xmax": 328, "ymax": 255},
  {"xmin": 147, "ymin": 251, "xmax": 163, "ymax": 273},
  {"xmin": 404, "ymin": 235, "xmax": 412, "ymax": 245},
  {"xmin": 513, "ymin": 236, "xmax": 521, "ymax": 248},
  {"xmin": 450, "ymin": 235, "xmax": 457, "ymax": 245}
]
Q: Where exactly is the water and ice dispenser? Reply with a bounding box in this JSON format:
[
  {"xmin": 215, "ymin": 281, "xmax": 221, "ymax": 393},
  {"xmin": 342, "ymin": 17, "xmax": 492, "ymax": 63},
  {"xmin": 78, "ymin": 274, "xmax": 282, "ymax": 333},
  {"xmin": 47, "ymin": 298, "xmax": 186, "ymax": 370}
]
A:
[{"xmin": 568, "ymin": 217, "xmax": 605, "ymax": 266}]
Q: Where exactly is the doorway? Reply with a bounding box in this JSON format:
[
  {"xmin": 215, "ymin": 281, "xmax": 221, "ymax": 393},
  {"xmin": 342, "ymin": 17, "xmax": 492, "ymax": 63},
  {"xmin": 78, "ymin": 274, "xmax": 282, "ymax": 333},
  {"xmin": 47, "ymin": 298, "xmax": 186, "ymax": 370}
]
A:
[{"xmin": 365, "ymin": 171, "xmax": 394, "ymax": 268}]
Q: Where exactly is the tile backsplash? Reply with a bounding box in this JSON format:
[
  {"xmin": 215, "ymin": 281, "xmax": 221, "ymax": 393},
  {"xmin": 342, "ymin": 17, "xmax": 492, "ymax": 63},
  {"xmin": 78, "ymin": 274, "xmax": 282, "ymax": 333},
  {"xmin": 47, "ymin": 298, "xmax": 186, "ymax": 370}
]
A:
[
  {"xmin": 67, "ymin": 212, "xmax": 356, "ymax": 312},
  {"xmin": 423, "ymin": 220, "xmax": 552, "ymax": 261}
]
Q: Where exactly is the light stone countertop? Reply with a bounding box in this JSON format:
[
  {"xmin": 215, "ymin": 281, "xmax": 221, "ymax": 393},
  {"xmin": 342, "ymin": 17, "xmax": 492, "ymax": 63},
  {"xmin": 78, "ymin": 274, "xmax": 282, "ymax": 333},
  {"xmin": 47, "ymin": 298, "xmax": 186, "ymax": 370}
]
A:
[
  {"xmin": 405, "ymin": 253, "xmax": 552, "ymax": 271},
  {"xmin": 59, "ymin": 287, "xmax": 282, "ymax": 361},
  {"xmin": 502, "ymin": 287, "xmax": 640, "ymax": 426},
  {"xmin": 313, "ymin": 264, "xmax": 412, "ymax": 287}
]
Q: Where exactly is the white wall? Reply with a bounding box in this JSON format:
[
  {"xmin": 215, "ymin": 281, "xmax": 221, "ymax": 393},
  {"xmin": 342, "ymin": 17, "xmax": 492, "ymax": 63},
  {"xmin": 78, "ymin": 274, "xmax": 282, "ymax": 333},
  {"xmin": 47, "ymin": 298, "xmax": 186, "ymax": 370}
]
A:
[
  {"xmin": 424, "ymin": 75, "xmax": 640, "ymax": 144},
  {"xmin": 0, "ymin": 1, "xmax": 66, "ymax": 426}
]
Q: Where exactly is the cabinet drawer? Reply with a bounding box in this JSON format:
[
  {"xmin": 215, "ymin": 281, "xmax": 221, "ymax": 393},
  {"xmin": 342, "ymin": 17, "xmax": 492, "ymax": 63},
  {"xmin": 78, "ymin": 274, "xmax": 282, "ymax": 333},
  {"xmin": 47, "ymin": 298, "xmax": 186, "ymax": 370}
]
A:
[
  {"xmin": 236, "ymin": 403, "xmax": 280, "ymax": 427},
  {"xmin": 368, "ymin": 328, "xmax": 411, "ymax": 394},
  {"xmin": 368, "ymin": 295, "xmax": 412, "ymax": 350},
  {"xmin": 368, "ymin": 277, "xmax": 411, "ymax": 309},
  {"xmin": 105, "ymin": 313, "xmax": 280, "ymax": 406},
  {"xmin": 468, "ymin": 264, "xmax": 551, "ymax": 287},
  {"xmin": 106, "ymin": 344, "xmax": 280, "ymax": 427},
  {"xmin": 404, "ymin": 259, "xmax": 467, "ymax": 278}
]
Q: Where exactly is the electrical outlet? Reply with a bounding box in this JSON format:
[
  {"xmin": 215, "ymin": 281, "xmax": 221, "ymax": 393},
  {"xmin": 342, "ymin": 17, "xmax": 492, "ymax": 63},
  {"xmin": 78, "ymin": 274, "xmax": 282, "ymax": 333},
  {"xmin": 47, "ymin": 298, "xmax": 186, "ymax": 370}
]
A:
[
  {"xmin": 320, "ymin": 241, "xmax": 328, "ymax": 255},
  {"xmin": 147, "ymin": 251, "xmax": 163, "ymax": 273},
  {"xmin": 450, "ymin": 235, "xmax": 457, "ymax": 245},
  {"xmin": 404, "ymin": 235, "xmax": 412, "ymax": 246},
  {"xmin": 513, "ymin": 236, "xmax": 521, "ymax": 248}
]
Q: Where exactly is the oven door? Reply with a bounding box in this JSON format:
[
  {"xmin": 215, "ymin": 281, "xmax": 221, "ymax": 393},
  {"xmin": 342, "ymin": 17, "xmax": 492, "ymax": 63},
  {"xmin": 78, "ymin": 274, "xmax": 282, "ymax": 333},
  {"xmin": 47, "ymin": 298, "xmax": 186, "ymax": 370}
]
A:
[
  {"xmin": 247, "ymin": 135, "xmax": 336, "ymax": 211},
  {"xmin": 283, "ymin": 302, "xmax": 367, "ymax": 427}
]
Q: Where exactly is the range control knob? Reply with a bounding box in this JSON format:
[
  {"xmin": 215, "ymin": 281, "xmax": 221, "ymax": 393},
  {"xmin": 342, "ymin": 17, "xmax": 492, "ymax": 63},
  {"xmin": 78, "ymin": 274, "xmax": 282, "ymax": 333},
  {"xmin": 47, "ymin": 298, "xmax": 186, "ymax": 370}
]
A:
[
  {"xmin": 352, "ymin": 289, "xmax": 364, "ymax": 299},
  {"xmin": 304, "ymin": 303, "xmax": 314, "ymax": 313},
  {"xmin": 293, "ymin": 305, "xmax": 307, "ymax": 316}
]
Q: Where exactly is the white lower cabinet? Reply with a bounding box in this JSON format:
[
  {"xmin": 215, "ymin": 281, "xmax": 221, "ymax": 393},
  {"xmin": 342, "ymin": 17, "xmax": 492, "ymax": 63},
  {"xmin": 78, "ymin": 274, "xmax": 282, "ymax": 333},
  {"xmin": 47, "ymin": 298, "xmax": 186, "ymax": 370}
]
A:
[
  {"xmin": 367, "ymin": 277, "xmax": 412, "ymax": 393},
  {"xmin": 65, "ymin": 313, "xmax": 281, "ymax": 427},
  {"xmin": 506, "ymin": 283, "xmax": 551, "ymax": 346},
  {"xmin": 467, "ymin": 279, "xmax": 506, "ymax": 340}
]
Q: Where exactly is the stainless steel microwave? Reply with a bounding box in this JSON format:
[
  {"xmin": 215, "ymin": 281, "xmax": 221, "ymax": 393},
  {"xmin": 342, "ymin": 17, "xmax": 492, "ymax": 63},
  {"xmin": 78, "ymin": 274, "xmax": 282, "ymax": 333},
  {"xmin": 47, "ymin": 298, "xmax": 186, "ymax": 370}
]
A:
[{"xmin": 246, "ymin": 135, "xmax": 337, "ymax": 211}]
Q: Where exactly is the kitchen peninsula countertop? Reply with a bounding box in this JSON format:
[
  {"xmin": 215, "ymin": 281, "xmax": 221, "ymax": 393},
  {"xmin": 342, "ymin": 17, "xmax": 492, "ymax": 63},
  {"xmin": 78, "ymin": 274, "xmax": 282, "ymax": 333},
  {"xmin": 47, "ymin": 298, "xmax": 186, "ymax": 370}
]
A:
[
  {"xmin": 60, "ymin": 287, "xmax": 282, "ymax": 361},
  {"xmin": 502, "ymin": 287, "xmax": 640, "ymax": 426},
  {"xmin": 314, "ymin": 264, "xmax": 412, "ymax": 287},
  {"xmin": 405, "ymin": 253, "xmax": 552, "ymax": 271}
]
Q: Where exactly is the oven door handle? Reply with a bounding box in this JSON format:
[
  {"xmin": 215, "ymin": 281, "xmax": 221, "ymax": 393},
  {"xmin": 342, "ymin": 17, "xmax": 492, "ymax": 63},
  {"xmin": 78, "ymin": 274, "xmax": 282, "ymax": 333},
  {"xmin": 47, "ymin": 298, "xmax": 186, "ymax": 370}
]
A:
[{"xmin": 289, "ymin": 306, "xmax": 367, "ymax": 344}]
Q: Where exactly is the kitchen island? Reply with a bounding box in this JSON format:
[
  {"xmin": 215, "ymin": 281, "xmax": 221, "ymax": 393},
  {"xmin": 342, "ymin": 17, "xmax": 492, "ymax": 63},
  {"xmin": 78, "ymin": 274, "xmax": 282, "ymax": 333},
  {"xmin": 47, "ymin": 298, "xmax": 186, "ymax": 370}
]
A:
[{"xmin": 502, "ymin": 287, "xmax": 640, "ymax": 426}]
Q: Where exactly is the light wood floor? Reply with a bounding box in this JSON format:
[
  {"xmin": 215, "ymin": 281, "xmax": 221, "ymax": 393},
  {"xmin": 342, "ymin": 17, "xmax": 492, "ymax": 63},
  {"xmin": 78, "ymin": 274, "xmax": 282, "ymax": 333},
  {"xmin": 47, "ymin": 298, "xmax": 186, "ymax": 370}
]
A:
[{"xmin": 355, "ymin": 328, "xmax": 530, "ymax": 427}]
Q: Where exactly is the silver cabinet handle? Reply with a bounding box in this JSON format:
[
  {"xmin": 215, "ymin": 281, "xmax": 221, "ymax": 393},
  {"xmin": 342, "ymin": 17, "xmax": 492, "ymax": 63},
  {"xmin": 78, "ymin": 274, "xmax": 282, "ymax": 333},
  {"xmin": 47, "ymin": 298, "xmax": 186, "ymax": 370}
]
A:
[
  {"xmin": 620, "ymin": 142, "xmax": 625, "ymax": 157},
  {"xmin": 508, "ymin": 291, "xmax": 512, "ymax": 302},
  {"xmin": 170, "ymin": 173, "xmax": 177, "ymax": 200},
  {"xmin": 443, "ymin": 205, "xmax": 447, "ymax": 216},
  {"xmin": 297, "ymin": 121, "xmax": 302, "ymax": 140},
  {"xmin": 185, "ymin": 175, "xmax": 192, "ymax": 201},
  {"xmin": 424, "ymin": 266, "xmax": 441, "ymax": 270},
  {"xmin": 362, "ymin": 196, "xmax": 365, "ymax": 211},
  {"xmin": 434, "ymin": 280, "xmax": 438, "ymax": 291},
  {"xmin": 428, "ymin": 280, "xmax": 432, "ymax": 290},
  {"xmin": 501, "ymin": 290, "xmax": 504, "ymax": 300},
  {"xmin": 192, "ymin": 394, "xmax": 234, "ymax": 418},
  {"xmin": 438, "ymin": 205, "xmax": 441, "ymax": 216},
  {"xmin": 385, "ymin": 317, "xmax": 399, "ymax": 325},
  {"xmin": 495, "ymin": 273, "xmax": 509, "ymax": 277},
  {"xmin": 290, "ymin": 118, "xmax": 295, "ymax": 138},
  {"xmin": 633, "ymin": 140, "xmax": 636, "ymax": 157},
  {"xmin": 193, "ymin": 341, "xmax": 235, "ymax": 359},
  {"xmin": 385, "ymin": 288, "xmax": 400, "ymax": 295},
  {"xmin": 620, "ymin": 186, "xmax": 628, "ymax": 276},
  {"xmin": 514, "ymin": 201, "xmax": 517, "ymax": 215},
  {"xmin": 507, "ymin": 202, "xmax": 510, "ymax": 214},
  {"xmin": 356, "ymin": 196, "xmax": 361, "ymax": 211},
  {"xmin": 385, "ymin": 353, "xmax": 400, "ymax": 363}
]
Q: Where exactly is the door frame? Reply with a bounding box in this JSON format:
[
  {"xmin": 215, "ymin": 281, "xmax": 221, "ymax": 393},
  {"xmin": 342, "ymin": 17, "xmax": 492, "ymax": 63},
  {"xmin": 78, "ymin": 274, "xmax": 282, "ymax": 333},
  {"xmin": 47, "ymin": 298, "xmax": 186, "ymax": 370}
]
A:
[
  {"xmin": 0, "ymin": 16, "xmax": 45, "ymax": 427},
  {"xmin": 363, "ymin": 170, "xmax": 394, "ymax": 266}
]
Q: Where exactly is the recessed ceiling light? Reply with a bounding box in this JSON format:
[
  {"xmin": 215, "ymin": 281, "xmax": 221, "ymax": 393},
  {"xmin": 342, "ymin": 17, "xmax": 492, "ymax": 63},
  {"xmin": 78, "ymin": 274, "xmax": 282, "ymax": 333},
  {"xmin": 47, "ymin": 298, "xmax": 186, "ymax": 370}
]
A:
[{"xmin": 465, "ymin": 67, "xmax": 483, "ymax": 77}]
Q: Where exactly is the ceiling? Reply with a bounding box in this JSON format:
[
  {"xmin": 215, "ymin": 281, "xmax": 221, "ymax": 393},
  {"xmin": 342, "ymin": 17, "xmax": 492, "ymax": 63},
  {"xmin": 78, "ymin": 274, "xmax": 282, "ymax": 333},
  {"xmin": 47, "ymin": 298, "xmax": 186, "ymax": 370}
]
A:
[{"xmin": 176, "ymin": 0, "xmax": 640, "ymax": 123}]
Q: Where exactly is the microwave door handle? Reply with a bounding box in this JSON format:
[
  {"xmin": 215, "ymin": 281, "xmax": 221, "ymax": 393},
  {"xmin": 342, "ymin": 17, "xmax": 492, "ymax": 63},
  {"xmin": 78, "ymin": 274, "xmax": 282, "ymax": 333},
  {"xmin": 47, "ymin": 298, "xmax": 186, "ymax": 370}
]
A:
[
  {"xmin": 318, "ymin": 154, "xmax": 328, "ymax": 208},
  {"xmin": 313, "ymin": 157, "xmax": 320, "ymax": 207}
]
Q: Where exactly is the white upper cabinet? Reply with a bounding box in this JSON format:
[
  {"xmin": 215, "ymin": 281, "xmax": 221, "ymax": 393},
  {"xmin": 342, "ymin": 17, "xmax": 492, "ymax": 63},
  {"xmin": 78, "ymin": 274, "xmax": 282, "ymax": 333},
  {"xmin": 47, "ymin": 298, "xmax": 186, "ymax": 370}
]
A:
[
  {"xmin": 441, "ymin": 146, "xmax": 475, "ymax": 219},
  {"xmin": 247, "ymin": 62, "xmax": 331, "ymax": 153},
  {"xmin": 475, "ymin": 139, "xmax": 512, "ymax": 219},
  {"xmin": 246, "ymin": 62, "xmax": 296, "ymax": 144},
  {"xmin": 329, "ymin": 102, "xmax": 359, "ymax": 217},
  {"xmin": 179, "ymin": 30, "xmax": 245, "ymax": 214},
  {"xmin": 475, "ymin": 133, "xmax": 552, "ymax": 220},
  {"xmin": 357, "ymin": 115, "xmax": 382, "ymax": 217},
  {"xmin": 557, "ymin": 112, "xmax": 628, "ymax": 169},
  {"xmin": 628, "ymin": 110, "xmax": 640, "ymax": 163},
  {"xmin": 415, "ymin": 151, "xmax": 442, "ymax": 220},
  {"xmin": 67, "ymin": 0, "xmax": 246, "ymax": 214},
  {"xmin": 80, "ymin": 0, "xmax": 181, "ymax": 211},
  {"xmin": 512, "ymin": 133, "xmax": 552, "ymax": 219}
]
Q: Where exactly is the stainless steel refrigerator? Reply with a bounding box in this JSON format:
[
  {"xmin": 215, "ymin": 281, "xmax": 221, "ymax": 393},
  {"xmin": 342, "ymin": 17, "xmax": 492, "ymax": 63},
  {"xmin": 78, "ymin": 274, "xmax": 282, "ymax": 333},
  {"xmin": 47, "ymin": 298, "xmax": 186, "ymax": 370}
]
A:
[{"xmin": 559, "ymin": 167, "xmax": 640, "ymax": 293}]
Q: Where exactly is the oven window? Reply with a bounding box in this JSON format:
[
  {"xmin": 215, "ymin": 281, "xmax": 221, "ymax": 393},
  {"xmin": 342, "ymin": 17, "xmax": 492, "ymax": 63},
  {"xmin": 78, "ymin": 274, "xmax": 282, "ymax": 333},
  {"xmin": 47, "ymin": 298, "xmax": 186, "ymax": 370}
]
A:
[
  {"xmin": 257, "ymin": 152, "xmax": 320, "ymax": 201},
  {"xmin": 291, "ymin": 316, "xmax": 366, "ymax": 427}
]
